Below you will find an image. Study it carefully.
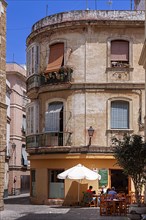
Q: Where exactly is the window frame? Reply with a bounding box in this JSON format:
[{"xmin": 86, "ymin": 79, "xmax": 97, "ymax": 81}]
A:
[
  {"xmin": 107, "ymin": 37, "xmax": 133, "ymax": 69},
  {"xmin": 46, "ymin": 39, "xmax": 67, "ymax": 71},
  {"xmin": 26, "ymin": 101, "xmax": 39, "ymax": 135},
  {"xmin": 48, "ymin": 169, "xmax": 64, "ymax": 199},
  {"xmin": 27, "ymin": 43, "xmax": 40, "ymax": 77},
  {"xmin": 45, "ymin": 101, "xmax": 64, "ymax": 132},
  {"xmin": 111, "ymin": 100, "xmax": 129, "ymax": 129},
  {"xmin": 107, "ymin": 97, "xmax": 132, "ymax": 131}
]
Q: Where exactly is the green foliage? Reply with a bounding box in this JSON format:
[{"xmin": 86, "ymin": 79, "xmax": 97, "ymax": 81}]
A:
[{"xmin": 112, "ymin": 134, "xmax": 146, "ymax": 206}]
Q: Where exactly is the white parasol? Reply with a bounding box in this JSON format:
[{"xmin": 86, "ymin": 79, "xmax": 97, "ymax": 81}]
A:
[{"xmin": 57, "ymin": 163, "xmax": 101, "ymax": 204}]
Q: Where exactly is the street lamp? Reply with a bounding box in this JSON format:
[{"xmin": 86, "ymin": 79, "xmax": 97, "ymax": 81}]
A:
[
  {"xmin": 88, "ymin": 126, "xmax": 94, "ymax": 146},
  {"xmin": 11, "ymin": 143, "xmax": 16, "ymax": 195}
]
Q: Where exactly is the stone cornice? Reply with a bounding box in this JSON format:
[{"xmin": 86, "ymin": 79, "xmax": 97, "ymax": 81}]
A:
[
  {"xmin": 27, "ymin": 145, "xmax": 114, "ymax": 155},
  {"xmin": 27, "ymin": 10, "xmax": 145, "ymax": 44},
  {"xmin": 27, "ymin": 82, "xmax": 145, "ymax": 97},
  {"xmin": 70, "ymin": 82, "xmax": 145, "ymax": 90}
]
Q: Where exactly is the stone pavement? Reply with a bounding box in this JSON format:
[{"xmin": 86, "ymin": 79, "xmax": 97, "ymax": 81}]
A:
[{"xmin": 0, "ymin": 194, "xmax": 130, "ymax": 220}]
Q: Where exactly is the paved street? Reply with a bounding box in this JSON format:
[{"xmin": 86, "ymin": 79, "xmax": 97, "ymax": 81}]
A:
[{"xmin": 0, "ymin": 194, "xmax": 129, "ymax": 220}]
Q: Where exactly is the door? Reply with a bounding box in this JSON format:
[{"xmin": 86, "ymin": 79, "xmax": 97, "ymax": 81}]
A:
[{"xmin": 110, "ymin": 169, "xmax": 128, "ymax": 194}]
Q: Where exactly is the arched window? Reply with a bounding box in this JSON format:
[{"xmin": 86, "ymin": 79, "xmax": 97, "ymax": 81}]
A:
[{"xmin": 111, "ymin": 100, "xmax": 129, "ymax": 129}]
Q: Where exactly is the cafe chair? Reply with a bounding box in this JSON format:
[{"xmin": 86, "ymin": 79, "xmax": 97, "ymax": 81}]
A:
[
  {"xmin": 100, "ymin": 195, "xmax": 114, "ymax": 216},
  {"xmin": 82, "ymin": 192, "xmax": 94, "ymax": 207}
]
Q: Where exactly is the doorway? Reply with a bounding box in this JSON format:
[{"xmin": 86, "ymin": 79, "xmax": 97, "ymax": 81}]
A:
[{"xmin": 110, "ymin": 169, "xmax": 128, "ymax": 194}]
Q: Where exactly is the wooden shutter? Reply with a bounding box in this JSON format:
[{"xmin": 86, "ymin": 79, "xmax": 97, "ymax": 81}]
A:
[
  {"xmin": 111, "ymin": 40, "xmax": 129, "ymax": 61},
  {"xmin": 45, "ymin": 43, "xmax": 64, "ymax": 73}
]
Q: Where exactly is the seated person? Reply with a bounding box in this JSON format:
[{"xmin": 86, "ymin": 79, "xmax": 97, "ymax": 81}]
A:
[
  {"xmin": 107, "ymin": 186, "xmax": 117, "ymax": 199},
  {"xmin": 101, "ymin": 185, "xmax": 107, "ymax": 195},
  {"xmin": 86, "ymin": 185, "xmax": 96, "ymax": 205}
]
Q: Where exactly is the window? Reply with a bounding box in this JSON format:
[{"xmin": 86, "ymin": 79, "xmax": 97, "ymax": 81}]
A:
[
  {"xmin": 22, "ymin": 91, "xmax": 28, "ymax": 107},
  {"xmin": 111, "ymin": 100, "xmax": 129, "ymax": 129},
  {"xmin": 45, "ymin": 43, "xmax": 64, "ymax": 74},
  {"xmin": 45, "ymin": 102, "xmax": 63, "ymax": 132},
  {"xmin": 26, "ymin": 101, "xmax": 39, "ymax": 135},
  {"xmin": 31, "ymin": 170, "xmax": 36, "ymax": 197},
  {"xmin": 22, "ymin": 114, "xmax": 26, "ymax": 135},
  {"xmin": 21, "ymin": 144, "xmax": 28, "ymax": 166},
  {"xmin": 111, "ymin": 40, "xmax": 129, "ymax": 68},
  {"xmin": 48, "ymin": 169, "xmax": 64, "ymax": 199},
  {"xmin": 27, "ymin": 44, "xmax": 39, "ymax": 77}
]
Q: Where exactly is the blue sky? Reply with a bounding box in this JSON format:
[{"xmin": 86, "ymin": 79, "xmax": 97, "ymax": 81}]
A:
[{"xmin": 6, "ymin": 0, "xmax": 134, "ymax": 65}]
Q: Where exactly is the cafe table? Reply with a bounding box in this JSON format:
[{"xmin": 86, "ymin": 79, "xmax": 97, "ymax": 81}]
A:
[{"xmin": 105, "ymin": 198, "xmax": 127, "ymax": 215}]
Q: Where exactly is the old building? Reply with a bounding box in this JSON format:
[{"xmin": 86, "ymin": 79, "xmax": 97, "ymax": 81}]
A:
[
  {"xmin": 0, "ymin": 0, "xmax": 7, "ymax": 211},
  {"xmin": 6, "ymin": 63, "xmax": 30, "ymax": 196},
  {"xmin": 4, "ymin": 79, "xmax": 11, "ymax": 198},
  {"xmin": 26, "ymin": 10, "xmax": 145, "ymax": 205}
]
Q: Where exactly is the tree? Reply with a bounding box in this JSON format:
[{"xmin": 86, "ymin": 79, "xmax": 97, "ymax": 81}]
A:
[{"xmin": 112, "ymin": 134, "xmax": 146, "ymax": 206}]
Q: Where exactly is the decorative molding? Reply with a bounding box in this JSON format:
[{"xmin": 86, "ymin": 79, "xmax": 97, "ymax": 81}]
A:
[{"xmin": 112, "ymin": 71, "xmax": 129, "ymax": 81}]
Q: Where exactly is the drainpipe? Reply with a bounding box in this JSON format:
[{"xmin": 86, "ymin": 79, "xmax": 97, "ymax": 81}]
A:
[
  {"xmin": 144, "ymin": 0, "xmax": 146, "ymax": 204},
  {"xmin": 144, "ymin": 0, "xmax": 146, "ymax": 141},
  {"xmin": 84, "ymin": 26, "xmax": 87, "ymax": 146}
]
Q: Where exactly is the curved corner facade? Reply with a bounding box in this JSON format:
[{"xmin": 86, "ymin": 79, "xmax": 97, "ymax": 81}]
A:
[{"xmin": 26, "ymin": 10, "xmax": 145, "ymax": 205}]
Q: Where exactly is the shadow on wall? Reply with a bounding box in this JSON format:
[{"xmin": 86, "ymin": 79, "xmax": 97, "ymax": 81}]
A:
[
  {"xmin": 4, "ymin": 195, "xmax": 30, "ymax": 205},
  {"xmin": 63, "ymin": 181, "xmax": 88, "ymax": 206}
]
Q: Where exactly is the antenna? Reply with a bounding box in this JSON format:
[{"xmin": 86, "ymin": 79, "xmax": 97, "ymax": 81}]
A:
[
  {"xmin": 86, "ymin": 0, "xmax": 89, "ymax": 10},
  {"xmin": 12, "ymin": 53, "xmax": 15, "ymax": 63},
  {"xmin": 95, "ymin": 0, "xmax": 97, "ymax": 10},
  {"xmin": 130, "ymin": 0, "xmax": 132, "ymax": 10},
  {"xmin": 107, "ymin": 0, "xmax": 112, "ymax": 10},
  {"xmin": 46, "ymin": 4, "xmax": 48, "ymax": 16}
]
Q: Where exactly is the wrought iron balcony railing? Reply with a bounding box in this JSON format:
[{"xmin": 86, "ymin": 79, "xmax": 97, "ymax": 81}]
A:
[
  {"xmin": 26, "ymin": 131, "xmax": 72, "ymax": 148},
  {"xmin": 26, "ymin": 70, "xmax": 72, "ymax": 92}
]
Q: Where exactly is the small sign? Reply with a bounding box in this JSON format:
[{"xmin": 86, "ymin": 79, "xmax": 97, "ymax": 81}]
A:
[{"xmin": 99, "ymin": 169, "xmax": 108, "ymax": 187}]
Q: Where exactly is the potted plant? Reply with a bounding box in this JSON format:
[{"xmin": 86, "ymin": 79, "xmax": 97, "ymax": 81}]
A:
[{"xmin": 112, "ymin": 134, "xmax": 146, "ymax": 218}]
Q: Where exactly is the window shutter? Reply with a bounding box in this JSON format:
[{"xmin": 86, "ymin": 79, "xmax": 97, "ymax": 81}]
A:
[
  {"xmin": 35, "ymin": 45, "xmax": 39, "ymax": 74},
  {"xmin": 45, "ymin": 43, "xmax": 64, "ymax": 73},
  {"xmin": 26, "ymin": 107, "xmax": 31, "ymax": 134},
  {"xmin": 22, "ymin": 146, "xmax": 28, "ymax": 166},
  {"xmin": 111, "ymin": 101, "xmax": 129, "ymax": 129},
  {"xmin": 45, "ymin": 102, "xmax": 63, "ymax": 132},
  {"xmin": 111, "ymin": 40, "xmax": 129, "ymax": 61}
]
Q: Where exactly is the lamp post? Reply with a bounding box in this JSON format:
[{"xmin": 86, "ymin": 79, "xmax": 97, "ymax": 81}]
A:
[
  {"xmin": 11, "ymin": 143, "xmax": 16, "ymax": 195},
  {"xmin": 88, "ymin": 126, "xmax": 94, "ymax": 146}
]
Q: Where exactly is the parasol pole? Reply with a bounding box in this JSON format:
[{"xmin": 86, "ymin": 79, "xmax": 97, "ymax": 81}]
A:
[
  {"xmin": 78, "ymin": 182, "xmax": 80, "ymax": 205},
  {"xmin": 77, "ymin": 180, "xmax": 81, "ymax": 205}
]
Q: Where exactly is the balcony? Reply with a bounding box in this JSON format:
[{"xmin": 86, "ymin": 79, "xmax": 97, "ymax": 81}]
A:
[
  {"xmin": 26, "ymin": 131, "xmax": 72, "ymax": 149},
  {"xmin": 26, "ymin": 67, "xmax": 73, "ymax": 93},
  {"xmin": 26, "ymin": 74, "xmax": 40, "ymax": 92}
]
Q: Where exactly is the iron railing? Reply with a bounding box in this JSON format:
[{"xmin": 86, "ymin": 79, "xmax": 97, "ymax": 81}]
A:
[
  {"xmin": 26, "ymin": 71, "xmax": 72, "ymax": 92},
  {"xmin": 26, "ymin": 131, "xmax": 72, "ymax": 148}
]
